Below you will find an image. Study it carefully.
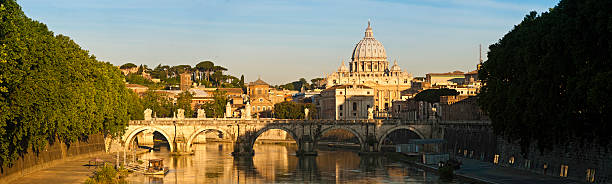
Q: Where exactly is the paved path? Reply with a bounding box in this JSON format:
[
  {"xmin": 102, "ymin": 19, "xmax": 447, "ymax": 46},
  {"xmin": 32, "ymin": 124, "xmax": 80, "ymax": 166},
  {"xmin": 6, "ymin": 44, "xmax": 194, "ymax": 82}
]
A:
[
  {"xmin": 455, "ymin": 158, "xmax": 581, "ymax": 184},
  {"xmin": 11, "ymin": 153, "xmax": 117, "ymax": 184}
]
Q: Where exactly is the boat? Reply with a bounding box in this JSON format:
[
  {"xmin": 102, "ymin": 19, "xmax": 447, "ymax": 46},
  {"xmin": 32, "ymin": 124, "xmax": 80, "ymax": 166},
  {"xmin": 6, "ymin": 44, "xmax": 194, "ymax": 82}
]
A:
[{"xmin": 143, "ymin": 159, "xmax": 169, "ymax": 175}]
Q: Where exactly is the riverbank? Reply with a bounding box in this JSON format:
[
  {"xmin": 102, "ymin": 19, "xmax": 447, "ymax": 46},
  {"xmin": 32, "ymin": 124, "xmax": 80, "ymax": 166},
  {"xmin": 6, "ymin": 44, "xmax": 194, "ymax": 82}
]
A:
[
  {"xmin": 5, "ymin": 152, "xmax": 116, "ymax": 184},
  {"xmin": 383, "ymin": 152, "xmax": 580, "ymax": 184}
]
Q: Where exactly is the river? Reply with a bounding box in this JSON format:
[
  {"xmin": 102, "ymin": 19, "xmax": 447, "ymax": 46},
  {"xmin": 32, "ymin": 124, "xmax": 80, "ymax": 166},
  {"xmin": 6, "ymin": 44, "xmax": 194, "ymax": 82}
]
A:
[{"xmin": 126, "ymin": 142, "xmax": 459, "ymax": 183}]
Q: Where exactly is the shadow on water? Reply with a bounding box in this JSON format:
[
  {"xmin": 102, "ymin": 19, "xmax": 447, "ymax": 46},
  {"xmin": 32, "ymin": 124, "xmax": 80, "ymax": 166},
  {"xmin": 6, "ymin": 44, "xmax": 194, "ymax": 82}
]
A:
[{"xmin": 126, "ymin": 143, "xmax": 460, "ymax": 183}]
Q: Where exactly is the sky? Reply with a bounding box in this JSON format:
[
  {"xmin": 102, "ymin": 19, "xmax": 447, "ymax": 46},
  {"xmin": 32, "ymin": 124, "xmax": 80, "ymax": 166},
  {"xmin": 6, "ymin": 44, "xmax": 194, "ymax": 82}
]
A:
[{"xmin": 20, "ymin": 0, "xmax": 559, "ymax": 85}]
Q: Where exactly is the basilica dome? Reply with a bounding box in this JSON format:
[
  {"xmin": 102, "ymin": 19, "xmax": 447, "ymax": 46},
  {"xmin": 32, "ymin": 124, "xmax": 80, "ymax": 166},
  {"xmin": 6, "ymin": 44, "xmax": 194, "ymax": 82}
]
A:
[{"xmin": 351, "ymin": 21, "xmax": 387, "ymax": 62}]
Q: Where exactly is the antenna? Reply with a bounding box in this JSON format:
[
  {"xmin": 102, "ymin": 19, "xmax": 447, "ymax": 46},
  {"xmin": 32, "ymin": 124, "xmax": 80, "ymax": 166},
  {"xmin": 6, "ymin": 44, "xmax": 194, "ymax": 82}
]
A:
[{"xmin": 479, "ymin": 44, "xmax": 483, "ymax": 64}]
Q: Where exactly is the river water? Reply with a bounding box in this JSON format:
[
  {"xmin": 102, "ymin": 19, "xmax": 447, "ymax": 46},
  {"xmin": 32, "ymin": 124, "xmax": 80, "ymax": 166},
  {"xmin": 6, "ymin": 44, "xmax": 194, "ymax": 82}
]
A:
[{"xmin": 126, "ymin": 142, "xmax": 457, "ymax": 183}]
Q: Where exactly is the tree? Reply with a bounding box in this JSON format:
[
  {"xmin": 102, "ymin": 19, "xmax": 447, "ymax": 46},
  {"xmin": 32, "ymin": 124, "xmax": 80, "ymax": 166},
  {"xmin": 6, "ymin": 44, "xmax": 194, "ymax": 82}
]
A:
[
  {"xmin": 141, "ymin": 91, "xmax": 173, "ymax": 118},
  {"xmin": 200, "ymin": 90, "xmax": 227, "ymax": 118},
  {"xmin": 479, "ymin": 0, "xmax": 612, "ymax": 155},
  {"xmin": 175, "ymin": 91, "xmax": 194, "ymax": 118},
  {"xmin": 0, "ymin": 0, "xmax": 130, "ymax": 166},
  {"xmin": 120, "ymin": 63, "xmax": 137, "ymax": 69},
  {"xmin": 413, "ymin": 89, "xmax": 459, "ymax": 103},
  {"xmin": 310, "ymin": 78, "xmax": 325, "ymax": 89},
  {"xmin": 274, "ymin": 101, "xmax": 316, "ymax": 119},
  {"xmin": 195, "ymin": 61, "xmax": 214, "ymax": 81}
]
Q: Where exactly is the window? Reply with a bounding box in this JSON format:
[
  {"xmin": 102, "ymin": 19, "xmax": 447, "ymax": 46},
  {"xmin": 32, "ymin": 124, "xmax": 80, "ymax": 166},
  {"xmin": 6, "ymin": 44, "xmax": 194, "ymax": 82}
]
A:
[
  {"xmin": 339, "ymin": 112, "xmax": 343, "ymax": 116},
  {"xmin": 352, "ymin": 102, "xmax": 357, "ymax": 111},
  {"xmin": 493, "ymin": 154, "xmax": 499, "ymax": 164},
  {"xmin": 257, "ymin": 106, "xmax": 261, "ymax": 111},
  {"xmin": 508, "ymin": 156, "xmax": 515, "ymax": 164},
  {"xmin": 259, "ymin": 98, "xmax": 263, "ymax": 102},
  {"xmin": 560, "ymin": 165, "xmax": 568, "ymax": 177},
  {"xmin": 340, "ymin": 91, "xmax": 343, "ymax": 94},
  {"xmin": 586, "ymin": 168, "xmax": 595, "ymax": 183},
  {"xmin": 367, "ymin": 91, "xmax": 370, "ymax": 95},
  {"xmin": 339, "ymin": 105, "xmax": 343, "ymax": 110},
  {"xmin": 262, "ymin": 106, "xmax": 266, "ymax": 111},
  {"xmin": 253, "ymin": 107, "xmax": 255, "ymax": 111},
  {"xmin": 353, "ymin": 113, "xmax": 356, "ymax": 116}
]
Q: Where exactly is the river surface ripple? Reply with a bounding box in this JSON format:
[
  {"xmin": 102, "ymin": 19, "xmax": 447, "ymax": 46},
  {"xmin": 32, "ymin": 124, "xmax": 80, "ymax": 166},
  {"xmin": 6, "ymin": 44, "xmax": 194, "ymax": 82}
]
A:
[{"xmin": 126, "ymin": 142, "xmax": 459, "ymax": 184}]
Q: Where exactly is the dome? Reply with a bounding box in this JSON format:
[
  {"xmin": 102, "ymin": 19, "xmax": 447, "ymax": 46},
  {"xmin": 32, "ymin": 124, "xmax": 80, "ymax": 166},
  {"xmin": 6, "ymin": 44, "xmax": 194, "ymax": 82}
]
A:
[
  {"xmin": 351, "ymin": 21, "xmax": 387, "ymax": 62},
  {"xmin": 391, "ymin": 60, "xmax": 401, "ymax": 71}
]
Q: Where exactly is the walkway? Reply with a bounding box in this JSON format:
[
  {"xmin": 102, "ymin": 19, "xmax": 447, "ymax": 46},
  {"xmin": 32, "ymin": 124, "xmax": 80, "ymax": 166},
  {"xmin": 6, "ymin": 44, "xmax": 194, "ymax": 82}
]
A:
[
  {"xmin": 455, "ymin": 158, "xmax": 581, "ymax": 184},
  {"xmin": 10, "ymin": 153, "xmax": 118, "ymax": 184}
]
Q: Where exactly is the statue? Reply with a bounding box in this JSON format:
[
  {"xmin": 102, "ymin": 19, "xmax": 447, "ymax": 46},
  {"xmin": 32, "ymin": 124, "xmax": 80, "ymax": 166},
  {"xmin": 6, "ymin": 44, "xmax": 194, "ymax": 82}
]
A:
[
  {"xmin": 245, "ymin": 102, "xmax": 252, "ymax": 120},
  {"xmin": 367, "ymin": 107, "xmax": 374, "ymax": 120},
  {"xmin": 240, "ymin": 109, "xmax": 245, "ymax": 119},
  {"xmin": 225, "ymin": 102, "xmax": 232, "ymax": 118},
  {"xmin": 197, "ymin": 109, "xmax": 206, "ymax": 119},
  {"xmin": 177, "ymin": 109, "xmax": 185, "ymax": 119},
  {"xmin": 304, "ymin": 108, "xmax": 309, "ymax": 120},
  {"xmin": 144, "ymin": 108, "xmax": 153, "ymax": 120}
]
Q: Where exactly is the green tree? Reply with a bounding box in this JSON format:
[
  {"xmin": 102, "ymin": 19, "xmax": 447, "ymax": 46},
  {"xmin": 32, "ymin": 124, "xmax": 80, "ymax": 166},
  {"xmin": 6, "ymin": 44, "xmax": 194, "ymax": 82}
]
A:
[
  {"xmin": 274, "ymin": 101, "xmax": 316, "ymax": 119},
  {"xmin": 126, "ymin": 91, "xmax": 144, "ymax": 120},
  {"xmin": 141, "ymin": 91, "xmax": 173, "ymax": 118},
  {"xmin": 479, "ymin": 0, "xmax": 612, "ymax": 155},
  {"xmin": 200, "ymin": 90, "xmax": 228, "ymax": 118},
  {"xmin": 119, "ymin": 63, "xmax": 137, "ymax": 69},
  {"xmin": 413, "ymin": 89, "xmax": 459, "ymax": 103},
  {"xmin": 0, "ymin": 0, "xmax": 130, "ymax": 166},
  {"xmin": 175, "ymin": 91, "xmax": 194, "ymax": 118},
  {"xmin": 195, "ymin": 61, "xmax": 214, "ymax": 81}
]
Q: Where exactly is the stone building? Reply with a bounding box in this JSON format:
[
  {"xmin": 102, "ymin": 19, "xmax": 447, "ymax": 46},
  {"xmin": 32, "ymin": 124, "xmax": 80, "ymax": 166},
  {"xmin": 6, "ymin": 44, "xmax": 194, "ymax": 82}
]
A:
[
  {"xmin": 325, "ymin": 21, "xmax": 413, "ymax": 111},
  {"xmin": 180, "ymin": 72, "xmax": 192, "ymax": 91},
  {"xmin": 247, "ymin": 78, "xmax": 274, "ymax": 116},
  {"xmin": 125, "ymin": 83, "xmax": 148, "ymax": 95},
  {"xmin": 317, "ymin": 85, "xmax": 374, "ymax": 120}
]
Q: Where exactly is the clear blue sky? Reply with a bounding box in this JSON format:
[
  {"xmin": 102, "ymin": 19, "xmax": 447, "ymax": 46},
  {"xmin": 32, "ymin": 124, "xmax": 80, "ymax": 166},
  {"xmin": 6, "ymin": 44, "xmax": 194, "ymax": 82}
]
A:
[{"xmin": 20, "ymin": 0, "xmax": 559, "ymax": 85}]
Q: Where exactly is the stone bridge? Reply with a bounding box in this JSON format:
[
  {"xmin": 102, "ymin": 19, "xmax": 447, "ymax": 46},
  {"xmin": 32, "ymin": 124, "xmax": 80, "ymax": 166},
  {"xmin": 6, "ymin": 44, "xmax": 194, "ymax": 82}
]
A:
[{"xmin": 117, "ymin": 118, "xmax": 490, "ymax": 156}]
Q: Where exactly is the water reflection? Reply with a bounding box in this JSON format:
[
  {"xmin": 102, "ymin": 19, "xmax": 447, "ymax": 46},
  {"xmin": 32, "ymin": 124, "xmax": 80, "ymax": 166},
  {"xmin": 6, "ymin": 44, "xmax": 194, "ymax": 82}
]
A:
[{"xmin": 126, "ymin": 143, "xmax": 454, "ymax": 183}]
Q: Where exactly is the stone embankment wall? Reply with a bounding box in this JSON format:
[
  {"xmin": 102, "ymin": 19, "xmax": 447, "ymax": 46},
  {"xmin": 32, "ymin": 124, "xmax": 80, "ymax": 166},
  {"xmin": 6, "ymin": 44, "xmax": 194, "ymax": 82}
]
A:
[
  {"xmin": 0, "ymin": 134, "xmax": 106, "ymax": 183},
  {"xmin": 444, "ymin": 126, "xmax": 612, "ymax": 183}
]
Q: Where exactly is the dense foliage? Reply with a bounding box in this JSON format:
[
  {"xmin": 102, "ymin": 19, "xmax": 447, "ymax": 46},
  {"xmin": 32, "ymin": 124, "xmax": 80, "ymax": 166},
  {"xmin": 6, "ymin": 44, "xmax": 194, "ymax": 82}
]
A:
[
  {"xmin": 276, "ymin": 77, "xmax": 326, "ymax": 91},
  {"xmin": 413, "ymin": 89, "xmax": 459, "ymax": 103},
  {"xmin": 84, "ymin": 163, "xmax": 128, "ymax": 184},
  {"xmin": 199, "ymin": 90, "xmax": 228, "ymax": 118},
  {"xmin": 479, "ymin": 0, "xmax": 612, "ymax": 154},
  {"xmin": 119, "ymin": 63, "xmax": 137, "ymax": 69},
  {"xmin": 274, "ymin": 101, "xmax": 316, "ymax": 119},
  {"xmin": 124, "ymin": 61, "xmax": 244, "ymax": 90},
  {"xmin": 0, "ymin": 0, "xmax": 130, "ymax": 166}
]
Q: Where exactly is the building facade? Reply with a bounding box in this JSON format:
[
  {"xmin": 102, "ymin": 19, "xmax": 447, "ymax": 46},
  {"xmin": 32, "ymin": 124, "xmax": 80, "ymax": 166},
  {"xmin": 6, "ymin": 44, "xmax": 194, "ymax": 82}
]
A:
[
  {"xmin": 325, "ymin": 21, "xmax": 413, "ymax": 111},
  {"xmin": 317, "ymin": 85, "xmax": 374, "ymax": 120},
  {"xmin": 247, "ymin": 78, "xmax": 274, "ymax": 116}
]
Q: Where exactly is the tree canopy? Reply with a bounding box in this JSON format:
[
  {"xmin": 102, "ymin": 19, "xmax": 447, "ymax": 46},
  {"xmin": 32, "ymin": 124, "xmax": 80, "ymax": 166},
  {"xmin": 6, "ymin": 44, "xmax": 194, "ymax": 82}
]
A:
[
  {"xmin": 119, "ymin": 63, "xmax": 137, "ymax": 69},
  {"xmin": 0, "ymin": 0, "xmax": 130, "ymax": 165},
  {"xmin": 413, "ymin": 89, "xmax": 459, "ymax": 103},
  {"xmin": 274, "ymin": 101, "xmax": 316, "ymax": 119},
  {"xmin": 478, "ymin": 0, "xmax": 612, "ymax": 155}
]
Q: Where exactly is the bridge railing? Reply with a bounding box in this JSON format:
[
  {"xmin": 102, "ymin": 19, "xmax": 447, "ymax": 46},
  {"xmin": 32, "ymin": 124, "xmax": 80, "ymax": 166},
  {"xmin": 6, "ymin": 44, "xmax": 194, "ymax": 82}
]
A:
[{"xmin": 128, "ymin": 118, "xmax": 490, "ymax": 126}]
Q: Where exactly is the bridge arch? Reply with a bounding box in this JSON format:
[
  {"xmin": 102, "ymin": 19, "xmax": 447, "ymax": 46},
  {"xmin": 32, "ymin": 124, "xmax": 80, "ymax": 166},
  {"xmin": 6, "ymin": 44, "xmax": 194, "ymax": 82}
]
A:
[
  {"xmin": 318, "ymin": 127, "xmax": 365, "ymax": 147},
  {"xmin": 377, "ymin": 126, "xmax": 424, "ymax": 151},
  {"xmin": 250, "ymin": 125, "xmax": 299, "ymax": 149},
  {"xmin": 186, "ymin": 127, "xmax": 233, "ymax": 151},
  {"xmin": 123, "ymin": 126, "xmax": 175, "ymax": 152}
]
